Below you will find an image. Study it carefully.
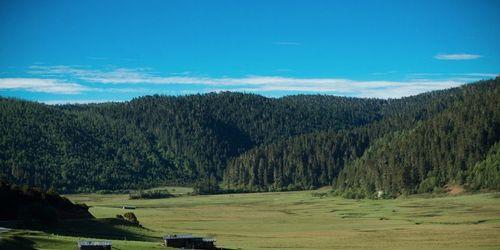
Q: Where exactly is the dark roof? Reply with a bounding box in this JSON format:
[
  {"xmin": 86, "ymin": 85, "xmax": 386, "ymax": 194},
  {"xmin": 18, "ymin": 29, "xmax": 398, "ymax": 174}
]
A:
[
  {"xmin": 164, "ymin": 234, "xmax": 215, "ymax": 242},
  {"xmin": 164, "ymin": 234, "xmax": 195, "ymax": 239},
  {"xmin": 77, "ymin": 240, "xmax": 112, "ymax": 247}
]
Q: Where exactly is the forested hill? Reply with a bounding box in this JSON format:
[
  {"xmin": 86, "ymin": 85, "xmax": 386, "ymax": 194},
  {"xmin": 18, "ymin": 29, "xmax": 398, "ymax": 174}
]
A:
[
  {"xmin": 224, "ymin": 78, "xmax": 500, "ymax": 196},
  {"xmin": 335, "ymin": 80, "xmax": 500, "ymax": 197},
  {"xmin": 0, "ymin": 180, "xmax": 92, "ymax": 222},
  {"xmin": 1, "ymin": 78, "xmax": 499, "ymax": 196},
  {"xmin": 0, "ymin": 92, "xmax": 385, "ymax": 192}
]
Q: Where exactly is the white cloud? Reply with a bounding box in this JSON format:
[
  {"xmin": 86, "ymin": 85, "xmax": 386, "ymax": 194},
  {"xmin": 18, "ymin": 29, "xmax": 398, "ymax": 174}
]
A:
[
  {"xmin": 407, "ymin": 73, "xmax": 444, "ymax": 77},
  {"xmin": 458, "ymin": 73, "xmax": 498, "ymax": 78},
  {"xmin": 207, "ymin": 79, "xmax": 463, "ymax": 98},
  {"xmin": 22, "ymin": 65, "xmax": 493, "ymax": 98},
  {"xmin": 42, "ymin": 99, "xmax": 115, "ymax": 105},
  {"xmin": 434, "ymin": 53, "xmax": 481, "ymax": 60},
  {"xmin": 0, "ymin": 78, "xmax": 88, "ymax": 94},
  {"xmin": 407, "ymin": 72, "xmax": 498, "ymax": 80}
]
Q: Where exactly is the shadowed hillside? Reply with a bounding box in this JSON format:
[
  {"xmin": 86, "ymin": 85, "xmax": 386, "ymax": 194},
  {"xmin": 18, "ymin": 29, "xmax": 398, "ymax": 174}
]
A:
[
  {"xmin": 1, "ymin": 78, "xmax": 499, "ymax": 197},
  {"xmin": 0, "ymin": 181, "xmax": 92, "ymax": 223}
]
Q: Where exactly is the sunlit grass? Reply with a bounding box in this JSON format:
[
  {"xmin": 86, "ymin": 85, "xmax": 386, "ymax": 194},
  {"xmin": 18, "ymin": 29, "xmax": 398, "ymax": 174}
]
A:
[
  {"xmin": 64, "ymin": 190, "xmax": 500, "ymax": 250},
  {"xmin": 2, "ymin": 190, "xmax": 499, "ymax": 249}
]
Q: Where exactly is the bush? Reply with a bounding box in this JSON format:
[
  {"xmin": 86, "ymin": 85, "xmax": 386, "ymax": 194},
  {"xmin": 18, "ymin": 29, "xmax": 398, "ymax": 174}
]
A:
[
  {"xmin": 129, "ymin": 189, "xmax": 174, "ymax": 200},
  {"xmin": 418, "ymin": 177, "xmax": 437, "ymax": 193},
  {"xmin": 96, "ymin": 189, "xmax": 130, "ymax": 195},
  {"xmin": 123, "ymin": 212, "xmax": 140, "ymax": 225},
  {"xmin": 467, "ymin": 143, "xmax": 500, "ymax": 191},
  {"xmin": 340, "ymin": 188, "xmax": 367, "ymax": 199}
]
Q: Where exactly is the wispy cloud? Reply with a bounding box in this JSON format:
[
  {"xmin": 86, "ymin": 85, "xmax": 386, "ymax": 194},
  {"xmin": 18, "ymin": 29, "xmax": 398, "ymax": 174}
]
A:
[
  {"xmin": 407, "ymin": 73, "xmax": 444, "ymax": 77},
  {"xmin": 0, "ymin": 78, "xmax": 88, "ymax": 94},
  {"xmin": 5, "ymin": 65, "xmax": 493, "ymax": 98},
  {"xmin": 273, "ymin": 41, "xmax": 301, "ymax": 46},
  {"xmin": 434, "ymin": 53, "xmax": 481, "ymax": 60},
  {"xmin": 42, "ymin": 99, "xmax": 116, "ymax": 105},
  {"xmin": 407, "ymin": 72, "xmax": 498, "ymax": 79},
  {"xmin": 219, "ymin": 79, "xmax": 463, "ymax": 98},
  {"xmin": 458, "ymin": 73, "xmax": 498, "ymax": 78}
]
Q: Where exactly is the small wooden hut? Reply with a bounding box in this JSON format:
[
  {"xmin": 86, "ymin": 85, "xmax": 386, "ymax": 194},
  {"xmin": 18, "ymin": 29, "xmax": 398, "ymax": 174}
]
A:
[
  {"xmin": 77, "ymin": 240, "xmax": 112, "ymax": 250},
  {"xmin": 163, "ymin": 234, "xmax": 217, "ymax": 249}
]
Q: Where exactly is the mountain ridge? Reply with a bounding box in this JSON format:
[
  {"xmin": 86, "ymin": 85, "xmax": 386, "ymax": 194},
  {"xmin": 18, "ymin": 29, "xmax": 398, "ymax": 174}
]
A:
[{"xmin": 1, "ymin": 78, "xmax": 499, "ymax": 196}]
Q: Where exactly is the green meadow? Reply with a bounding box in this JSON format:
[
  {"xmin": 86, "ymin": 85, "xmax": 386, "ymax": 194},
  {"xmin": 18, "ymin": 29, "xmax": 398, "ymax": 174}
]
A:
[{"xmin": 2, "ymin": 189, "xmax": 500, "ymax": 250}]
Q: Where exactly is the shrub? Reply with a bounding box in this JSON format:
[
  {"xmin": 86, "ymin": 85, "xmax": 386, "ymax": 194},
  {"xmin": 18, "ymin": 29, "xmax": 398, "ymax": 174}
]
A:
[
  {"xmin": 340, "ymin": 188, "xmax": 367, "ymax": 199},
  {"xmin": 123, "ymin": 212, "xmax": 140, "ymax": 225},
  {"xmin": 129, "ymin": 189, "xmax": 174, "ymax": 200},
  {"xmin": 418, "ymin": 177, "xmax": 437, "ymax": 193}
]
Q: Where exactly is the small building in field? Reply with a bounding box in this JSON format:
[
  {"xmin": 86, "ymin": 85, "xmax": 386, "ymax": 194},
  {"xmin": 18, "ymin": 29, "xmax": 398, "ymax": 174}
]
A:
[
  {"xmin": 77, "ymin": 240, "xmax": 112, "ymax": 250},
  {"xmin": 163, "ymin": 234, "xmax": 218, "ymax": 249}
]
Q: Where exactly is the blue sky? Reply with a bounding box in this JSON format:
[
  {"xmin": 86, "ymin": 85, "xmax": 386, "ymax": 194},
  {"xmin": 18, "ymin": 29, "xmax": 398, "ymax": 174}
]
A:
[{"xmin": 0, "ymin": 0, "xmax": 499, "ymax": 103}]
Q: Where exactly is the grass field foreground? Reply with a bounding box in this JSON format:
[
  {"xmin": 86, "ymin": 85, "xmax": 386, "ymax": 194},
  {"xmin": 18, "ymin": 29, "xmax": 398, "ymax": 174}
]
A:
[
  {"xmin": 62, "ymin": 190, "xmax": 500, "ymax": 250},
  {"xmin": 2, "ymin": 189, "xmax": 499, "ymax": 250}
]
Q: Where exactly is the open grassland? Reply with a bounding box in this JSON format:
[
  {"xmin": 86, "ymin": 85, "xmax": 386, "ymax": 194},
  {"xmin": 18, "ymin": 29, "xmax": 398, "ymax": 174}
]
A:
[
  {"xmin": 2, "ymin": 190, "xmax": 500, "ymax": 250},
  {"xmin": 68, "ymin": 190, "xmax": 500, "ymax": 250}
]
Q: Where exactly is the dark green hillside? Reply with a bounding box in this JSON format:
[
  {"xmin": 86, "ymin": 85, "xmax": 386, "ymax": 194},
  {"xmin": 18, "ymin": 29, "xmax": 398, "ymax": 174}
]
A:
[
  {"xmin": 92, "ymin": 93, "xmax": 386, "ymax": 176},
  {"xmin": 0, "ymin": 98, "xmax": 179, "ymax": 192},
  {"xmin": 335, "ymin": 79, "xmax": 499, "ymax": 197},
  {"xmin": 0, "ymin": 92, "xmax": 384, "ymax": 192},
  {"xmin": 224, "ymin": 79, "xmax": 500, "ymax": 194},
  {"xmin": 1, "ymin": 79, "xmax": 498, "ymax": 195},
  {"xmin": 0, "ymin": 180, "xmax": 92, "ymax": 222}
]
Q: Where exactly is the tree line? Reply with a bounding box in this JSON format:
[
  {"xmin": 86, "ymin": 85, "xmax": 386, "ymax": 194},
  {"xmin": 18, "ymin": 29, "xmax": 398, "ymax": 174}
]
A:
[
  {"xmin": 0, "ymin": 92, "xmax": 384, "ymax": 192},
  {"xmin": 224, "ymin": 78, "xmax": 500, "ymax": 196},
  {"xmin": 0, "ymin": 78, "xmax": 499, "ymax": 196}
]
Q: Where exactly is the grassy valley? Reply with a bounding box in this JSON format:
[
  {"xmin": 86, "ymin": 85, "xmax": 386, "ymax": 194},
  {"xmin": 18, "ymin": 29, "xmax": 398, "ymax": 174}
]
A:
[{"xmin": 2, "ymin": 189, "xmax": 499, "ymax": 249}]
